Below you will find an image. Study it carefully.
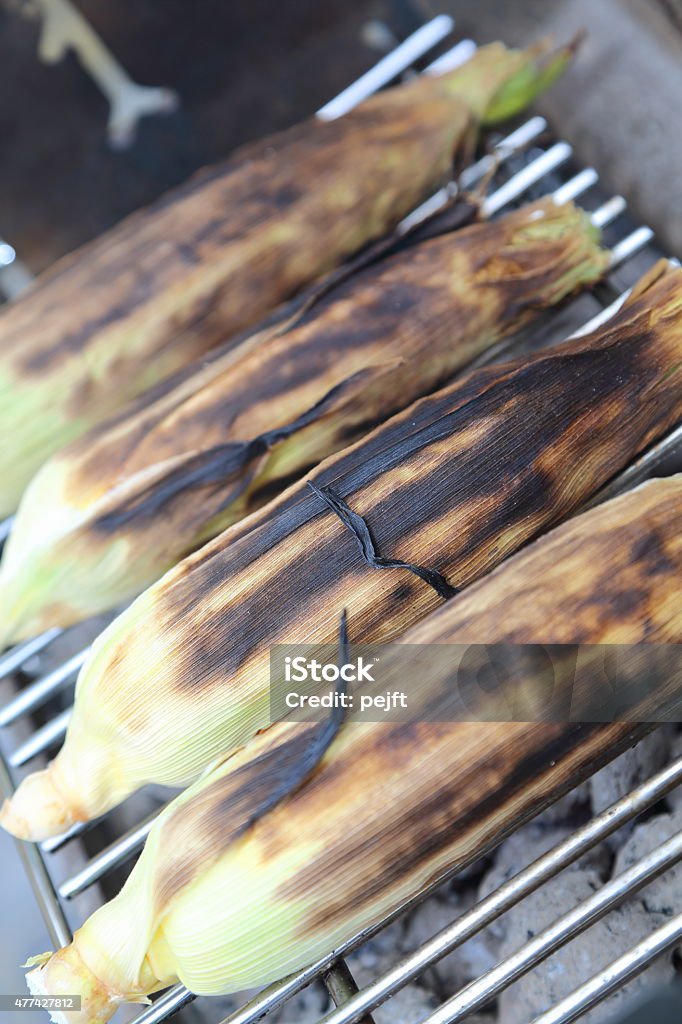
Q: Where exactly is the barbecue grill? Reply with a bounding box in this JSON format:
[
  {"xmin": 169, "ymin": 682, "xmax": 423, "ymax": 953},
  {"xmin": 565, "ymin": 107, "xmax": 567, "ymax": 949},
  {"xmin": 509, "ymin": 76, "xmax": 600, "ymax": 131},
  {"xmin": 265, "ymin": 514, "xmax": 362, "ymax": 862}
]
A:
[{"xmin": 0, "ymin": 14, "xmax": 681, "ymax": 1024}]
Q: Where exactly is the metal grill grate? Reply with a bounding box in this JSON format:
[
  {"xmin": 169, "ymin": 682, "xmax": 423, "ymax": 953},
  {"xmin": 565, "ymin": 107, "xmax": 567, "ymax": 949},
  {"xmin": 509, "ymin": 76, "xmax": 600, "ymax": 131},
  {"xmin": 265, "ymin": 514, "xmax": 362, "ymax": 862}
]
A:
[{"xmin": 0, "ymin": 15, "xmax": 681, "ymax": 1024}]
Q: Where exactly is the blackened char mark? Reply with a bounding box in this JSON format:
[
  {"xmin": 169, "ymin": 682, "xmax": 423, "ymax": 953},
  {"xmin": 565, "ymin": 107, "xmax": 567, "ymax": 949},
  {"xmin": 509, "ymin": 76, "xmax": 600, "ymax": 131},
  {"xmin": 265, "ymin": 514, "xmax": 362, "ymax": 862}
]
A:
[
  {"xmin": 91, "ymin": 372, "xmax": 378, "ymax": 533},
  {"xmin": 308, "ymin": 482, "xmax": 459, "ymax": 600},
  {"xmin": 291, "ymin": 334, "xmax": 655, "ymax": 570},
  {"xmin": 629, "ymin": 529, "xmax": 679, "ymax": 578}
]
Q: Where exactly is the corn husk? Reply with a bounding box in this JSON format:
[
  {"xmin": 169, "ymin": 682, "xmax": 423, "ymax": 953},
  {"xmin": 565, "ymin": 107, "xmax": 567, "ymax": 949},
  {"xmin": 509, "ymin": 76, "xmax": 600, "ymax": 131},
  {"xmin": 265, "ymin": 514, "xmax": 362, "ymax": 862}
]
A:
[
  {"xmin": 3, "ymin": 260, "xmax": 681, "ymax": 842},
  {"xmin": 0, "ymin": 40, "xmax": 572, "ymax": 517},
  {"xmin": 0, "ymin": 199, "xmax": 609, "ymax": 645},
  {"xmin": 24, "ymin": 474, "xmax": 682, "ymax": 1020}
]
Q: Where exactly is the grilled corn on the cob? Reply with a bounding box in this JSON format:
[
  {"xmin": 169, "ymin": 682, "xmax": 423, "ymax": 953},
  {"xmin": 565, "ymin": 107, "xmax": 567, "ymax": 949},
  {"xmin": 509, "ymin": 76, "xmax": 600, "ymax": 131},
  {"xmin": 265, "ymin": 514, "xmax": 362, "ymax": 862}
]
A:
[
  {"xmin": 0, "ymin": 199, "xmax": 609, "ymax": 645},
  {"xmin": 24, "ymin": 474, "xmax": 682, "ymax": 1022},
  {"xmin": 0, "ymin": 40, "xmax": 570, "ymax": 517},
  {"xmin": 3, "ymin": 260, "xmax": 681, "ymax": 842}
]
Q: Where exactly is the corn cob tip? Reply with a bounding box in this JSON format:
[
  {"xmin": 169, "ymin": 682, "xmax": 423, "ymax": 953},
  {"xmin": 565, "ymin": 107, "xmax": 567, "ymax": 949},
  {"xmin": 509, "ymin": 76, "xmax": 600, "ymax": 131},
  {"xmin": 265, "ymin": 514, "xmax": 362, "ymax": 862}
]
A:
[
  {"xmin": 26, "ymin": 944, "xmax": 123, "ymax": 1024},
  {"xmin": 0, "ymin": 767, "xmax": 75, "ymax": 841},
  {"xmin": 479, "ymin": 37, "xmax": 577, "ymax": 127}
]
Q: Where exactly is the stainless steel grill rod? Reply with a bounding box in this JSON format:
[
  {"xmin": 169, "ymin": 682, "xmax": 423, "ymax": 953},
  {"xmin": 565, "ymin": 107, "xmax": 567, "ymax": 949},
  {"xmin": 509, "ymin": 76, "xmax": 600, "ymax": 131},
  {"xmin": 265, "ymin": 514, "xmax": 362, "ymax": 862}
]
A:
[
  {"xmin": 481, "ymin": 142, "xmax": 572, "ymax": 216},
  {"xmin": 315, "ymin": 753, "xmax": 682, "ymax": 1024},
  {"xmin": 568, "ymin": 290, "xmax": 631, "ymax": 340},
  {"xmin": 551, "ymin": 169, "xmax": 598, "ymax": 205},
  {"xmin": 425, "ymin": 39, "xmax": 476, "ymax": 76},
  {"xmin": 530, "ymin": 912, "xmax": 682, "ymax": 1024},
  {"xmin": 0, "ymin": 757, "xmax": 71, "ymax": 947},
  {"xmin": 591, "ymin": 195, "xmax": 628, "ymax": 229},
  {"xmin": 609, "ymin": 227, "xmax": 655, "ymax": 266},
  {"xmin": 323, "ymin": 961, "xmax": 376, "ymax": 1024},
  {"xmin": 459, "ymin": 117, "xmax": 547, "ymax": 191},
  {"xmin": 399, "ymin": 115, "xmax": 547, "ymax": 234},
  {"xmin": 58, "ymin": 813, "xmax": 159, "ymax": 900},
  {"xmin": 317, "ymin": 15, "xmax": 454, "ymax": 120},
  {"xmin": 0, "ymin": 647, "xmax": 89, "ymax": 726},
  {"xmin": 0, "ymin": 628, "xmax": 61, "ymax": 681},
  {"xmin": 418, "ymin": 830, "xmax": 682, "ymax": 1024},
  {"xmin": 132, "ymin": 986, "xmax": 196, "ymax": 1024},
  {"xmin": 41, "ymin": 819, "xmax": 88, "ymax": 853},
  {"xmin": 9, "ymin": 707, "xmax": 71, "ymax": 767}
]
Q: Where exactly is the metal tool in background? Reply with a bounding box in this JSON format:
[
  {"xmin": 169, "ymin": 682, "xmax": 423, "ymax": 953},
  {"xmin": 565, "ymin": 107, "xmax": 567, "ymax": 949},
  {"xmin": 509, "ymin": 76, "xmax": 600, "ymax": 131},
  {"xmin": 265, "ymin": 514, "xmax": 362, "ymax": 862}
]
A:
[{"xmin": 2, "ymin": 0, "xmax": 178, "ymax": 148}]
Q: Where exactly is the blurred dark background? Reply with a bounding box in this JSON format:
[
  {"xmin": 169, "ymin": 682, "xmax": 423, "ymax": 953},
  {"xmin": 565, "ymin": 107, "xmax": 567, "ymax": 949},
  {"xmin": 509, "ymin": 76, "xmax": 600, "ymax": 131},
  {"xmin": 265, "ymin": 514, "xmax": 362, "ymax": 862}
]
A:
[{"xmin": 0, "ymin": 0, "xmax": 421, "ymax": 270}]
